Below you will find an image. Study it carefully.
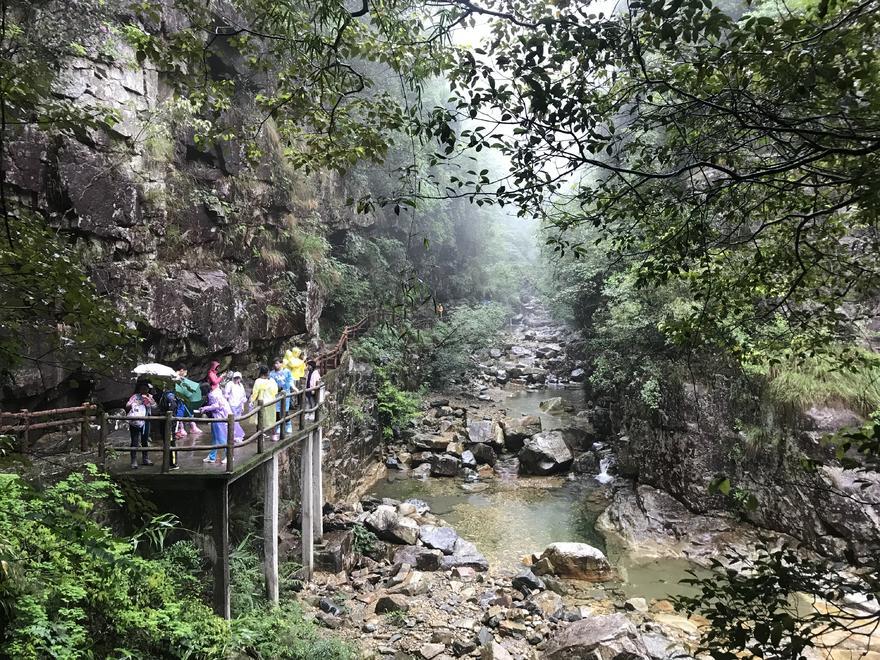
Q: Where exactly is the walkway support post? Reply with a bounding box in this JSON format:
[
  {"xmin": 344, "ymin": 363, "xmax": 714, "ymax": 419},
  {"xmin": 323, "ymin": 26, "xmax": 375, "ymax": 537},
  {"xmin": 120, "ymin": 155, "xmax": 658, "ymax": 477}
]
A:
[
  {"xmin": 162, "ymin": 411, "xmax": 173, "ymax": 472},
  {"xmin": 263, "ymin": 453, "xmax": 279, "ymax": 604},
  {"xmin": 311, "ymin": 387, "xmax": 323, "ymax": 541},
  {"xmin": 226, "ymin": 414, "xmax": 235, "ymax": 473},
  {"xmin": 212, "ymin": 482, "xmax": 231, "ymax": 619},
  {"xmin": 301, "ymin": 430, "xmax": 314, "ymax": 580},
  {"xmin": 98, "ymin": 411, "xmax": 108, "ymax": 467}
]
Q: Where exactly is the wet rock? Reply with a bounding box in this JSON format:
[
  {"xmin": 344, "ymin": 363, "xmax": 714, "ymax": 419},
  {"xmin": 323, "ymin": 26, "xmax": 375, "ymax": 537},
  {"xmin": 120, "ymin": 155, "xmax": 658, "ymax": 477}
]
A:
[
  {"xmin": 376, "ymin": 594, "xmax": 410, "ymax": 613},
  {"xmin": 467, "ymin": 420, "xmax": 505, "ymax": 450},
  {"xmin": 430, "ymin": 453, "xmax": 462, "ymax": 477},
  {"xmin": 625, "ymin": 597, "xmax": 649, "ymax": 612},
  {"xmin": 460, "ymin": 450, "xmax": 477, "ymax": 469},
  {"xmin": 502, "ymin": 415, "xmax": 542, "ymax": 452},
  {"xmin": 539, "ymin": 397, "xmax": 571, "ymax": 414},
  {"xmin": 411, "ymin": 451, "xmax": 434, "ymax": 466},
  {"xmin": 572, "ymin": 452, "xmax": 599, "ymax": 474},
  {"xmin": 489, "ymin": 348, "xmax": 503, "ymax": 358},
  {"xmin": 420, "ymin": 525, "xmax": 459, "ymax": 554},
  {"xmin": 430, "ymin": 398, "xmax": 451, "ymax": 408},
  {"xmin": 522, "ymin": 367, "xmax": 548, "ymax": 384},
  {"xmin": 446, "ymin": 441, "xmax": 465, "ymax": 456},
  {"xmin": 405, "ymin": 498, "xmax": 431, "ymax": 514},
  {"xmin": 570, "ymin": 368, "xmax": 586, "ymax": 382},
  {"xmin": 393, "ymin": 545, "xmax": 444, "ymax": 571},
  {"xmin": 537, "ymin": 542, "xmax": 613, "ymax": 582},
  {"xmin": 494, "ymin": 370, "xmax": 509, "ymax": 384},
  {"xmin": 365, "ymin": 505, "xmax": 420, "ymax": 545},
  {"xmin": 469, "ymin": 442, "xmax": 497, "ymax": 466},
  {"xmin": 543, "ymin": 613, "xmax": 649, "ymax": 660},
  {"xmin": 412, "ymin": 463, "xmax": 432, "ymax": 479},
  {"xmin": 441, "ymin": 538, "xmax": 489, "ymax": 572},
  {"xmin": 518, "ymin": 431, "xmax": 573, "ymax": 475},
  {"xmin": 386, "ymin": 456, "xmax": 403, "ymax": 470},
  {"xmin": 512, "ymin": 569, "xmax": 544, "ymax": 594}
]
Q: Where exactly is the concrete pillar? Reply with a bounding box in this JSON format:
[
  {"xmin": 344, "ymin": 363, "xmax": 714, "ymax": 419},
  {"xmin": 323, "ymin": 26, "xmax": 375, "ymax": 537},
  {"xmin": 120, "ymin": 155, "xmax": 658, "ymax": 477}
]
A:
[
  {"xmin": 212, "ymin": 482, "xmax": 230, "ymax": 619},
  {"xmin": 301, "ymin": 432, "xmax": 314, "ymax": 580},
  {"xmin": 311, "ymin": 426, "xmax": 323, "ymax": 541},
  {"xmin": 263, "ymin": 453, "xmax": 279, "ymax": 604}
]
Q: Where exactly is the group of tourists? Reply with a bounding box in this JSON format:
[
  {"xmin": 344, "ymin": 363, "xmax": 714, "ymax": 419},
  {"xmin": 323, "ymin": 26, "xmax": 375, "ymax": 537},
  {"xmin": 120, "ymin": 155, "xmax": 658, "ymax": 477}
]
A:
[{"xmin": 125, "ymin": 348, "xmax": 323, "ymax": 470}]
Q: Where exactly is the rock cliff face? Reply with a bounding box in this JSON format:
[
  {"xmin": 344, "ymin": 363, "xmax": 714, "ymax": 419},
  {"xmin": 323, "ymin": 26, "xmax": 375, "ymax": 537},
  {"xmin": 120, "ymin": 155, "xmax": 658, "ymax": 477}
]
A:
[
  {"xmin": 2, "ymin": 5, "xmax": 375, "ymax": 407},
  {"xmin": 608, "ymin": 376, "xmax": 880, "ymax": 560}
]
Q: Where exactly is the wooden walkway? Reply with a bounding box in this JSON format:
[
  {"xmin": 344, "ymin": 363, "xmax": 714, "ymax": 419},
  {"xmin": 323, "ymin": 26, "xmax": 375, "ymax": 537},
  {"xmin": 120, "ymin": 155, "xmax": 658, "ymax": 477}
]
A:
[{"xmin": 1, "ymin": 388, "xmax": 327, "ymax": 619}]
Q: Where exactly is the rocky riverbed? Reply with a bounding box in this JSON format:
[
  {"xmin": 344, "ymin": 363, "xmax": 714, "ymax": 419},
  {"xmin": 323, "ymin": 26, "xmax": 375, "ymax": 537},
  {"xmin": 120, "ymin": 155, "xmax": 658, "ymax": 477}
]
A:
[{"xmin": 293, "ymin": 301, "xmax": 880, "ymax": 660}]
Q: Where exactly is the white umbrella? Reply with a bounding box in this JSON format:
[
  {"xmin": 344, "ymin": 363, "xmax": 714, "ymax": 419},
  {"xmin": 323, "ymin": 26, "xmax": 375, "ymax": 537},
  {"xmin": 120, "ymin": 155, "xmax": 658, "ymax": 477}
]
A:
[{"xmin": 132, "ymin": 363, "xmax": 177, "ymax": 379}]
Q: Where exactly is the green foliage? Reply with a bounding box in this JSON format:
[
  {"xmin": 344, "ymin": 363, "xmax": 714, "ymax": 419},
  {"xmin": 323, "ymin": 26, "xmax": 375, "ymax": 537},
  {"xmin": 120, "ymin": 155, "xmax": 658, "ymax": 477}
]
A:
[
  {"xmin": 428, "ymin": 0, "xmax": 880, "ymax": 366},
  {"xmin": 0, "ymin": 466, "xmax": 229, "ymax": 659},
  {"xmin": 351, "ymin": 523, "xmax": 379, "ymax": 556},
  {"xmin": 673, "ymin": 543, "xmax": 879, "ymax": 660},
  {"xmin": 376, "ymin": 376, "xmax": 422, "ymax": 441},
  {"xmin": 755, "ymin": 352, "xmax": 880, "ymax": 416},
  {"xmin": 231, "ymin": 603, "xmax": 355, "ymax": 660},
  {"xmin": 0, "ymin": 211, "xmax": 137, "ymax": 374}
]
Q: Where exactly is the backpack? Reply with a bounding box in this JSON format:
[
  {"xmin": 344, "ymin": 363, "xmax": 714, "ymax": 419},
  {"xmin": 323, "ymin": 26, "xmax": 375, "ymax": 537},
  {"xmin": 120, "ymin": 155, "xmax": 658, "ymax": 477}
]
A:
[
  {"xmin": 128, "ymin": 397, "xmax": 146, "ymax": 429},
  {"xmin": 158, "ymin": 390, "xmax": 177, "ymax": 415}
]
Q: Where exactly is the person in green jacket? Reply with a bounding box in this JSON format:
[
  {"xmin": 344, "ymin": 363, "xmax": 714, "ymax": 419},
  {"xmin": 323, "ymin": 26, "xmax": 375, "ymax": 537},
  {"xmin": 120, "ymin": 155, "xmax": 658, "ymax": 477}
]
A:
[{"xmin": 174, "ymin": 367, "xmax": 203, "ymax": 437}]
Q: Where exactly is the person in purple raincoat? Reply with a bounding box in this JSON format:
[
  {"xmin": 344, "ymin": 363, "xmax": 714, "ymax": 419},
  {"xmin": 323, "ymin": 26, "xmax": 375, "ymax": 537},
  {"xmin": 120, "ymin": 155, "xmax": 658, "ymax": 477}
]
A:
[
  {"xmin": 195, "ymin": 384, "xmax": 233, "ymax": 464},
  {"xmin": 223, "ymin": 371, "xmax": 246, "ymax": 442}
]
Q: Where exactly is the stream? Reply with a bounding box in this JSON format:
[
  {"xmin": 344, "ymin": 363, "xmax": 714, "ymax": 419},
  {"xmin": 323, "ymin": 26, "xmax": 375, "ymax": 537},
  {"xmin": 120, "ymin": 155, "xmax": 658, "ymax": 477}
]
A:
[{"xmin": 368, "ymin": 386, "xmax": 706, "ymax": 601}]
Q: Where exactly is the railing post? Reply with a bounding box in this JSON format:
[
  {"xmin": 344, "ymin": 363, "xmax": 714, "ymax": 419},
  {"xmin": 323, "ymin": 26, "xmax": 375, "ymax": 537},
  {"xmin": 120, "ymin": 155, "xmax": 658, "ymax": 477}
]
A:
[
  {"xmin": 162, "ymin": 411, "xmax": 172, "ymax": 473},
  {"xmin": 226, "ymin": 413, "xmax": 235, "ymax": 473},
  {"xmin": 20, "ymin": 409, "xmax": 29, "ymax": 453},
  {"xmin": 279, "ymin": 394, "xmax": 287, "ymax": 442},
  {"xmin": 257, "ymin": 401, "xmax": 265, "ymax": 454},
  {"xmin": 80, "ymin": 403, "xmax": 89, "ymax": 452},
  {"xmin": 297, "ymin": 391, "xmax": 305, "ymax": 431},
  {"xmin": 99, "ymin": 411, "xmax": 108, "ymax": 467}
]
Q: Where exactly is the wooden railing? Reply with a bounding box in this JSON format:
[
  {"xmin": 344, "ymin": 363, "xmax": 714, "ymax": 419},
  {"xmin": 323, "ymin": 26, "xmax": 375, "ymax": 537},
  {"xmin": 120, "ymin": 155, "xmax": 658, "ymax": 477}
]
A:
[
  {"xmin": 0, "ymin": 404, "xmax": 98, "ymax": 453},
  {"xmin": 1, "ymin": 385, "xmax": 324, "ymax": 475},
  {"xmin": 317, "ymin": 314, "xmax": 374, "ymax": 371}
]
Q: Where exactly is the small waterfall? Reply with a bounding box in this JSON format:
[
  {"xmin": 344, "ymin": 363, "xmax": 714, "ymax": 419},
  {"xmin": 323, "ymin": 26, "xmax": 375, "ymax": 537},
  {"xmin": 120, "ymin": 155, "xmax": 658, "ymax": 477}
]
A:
[{"xmin": 595, "ymin": 456, "xmax": 614, "ymax": 484}]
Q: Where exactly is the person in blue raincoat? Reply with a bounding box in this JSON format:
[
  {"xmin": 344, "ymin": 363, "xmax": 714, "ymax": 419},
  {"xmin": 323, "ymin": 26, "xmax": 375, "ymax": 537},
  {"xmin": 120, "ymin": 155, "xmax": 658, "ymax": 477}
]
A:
[{"xmin": 269, "ymin": 358, "xmax": 294, "ymax": 434}]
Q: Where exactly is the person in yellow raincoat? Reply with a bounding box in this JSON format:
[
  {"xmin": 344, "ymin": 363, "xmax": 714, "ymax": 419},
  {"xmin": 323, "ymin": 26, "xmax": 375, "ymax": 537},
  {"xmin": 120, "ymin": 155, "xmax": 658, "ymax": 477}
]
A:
[
  {"xmin": 250, "ymin": 365, "xmax": 279, "ymax": 441},
  {"xmin": 283, "ymin": 347, "xmax": 307, "ymax": 387}
]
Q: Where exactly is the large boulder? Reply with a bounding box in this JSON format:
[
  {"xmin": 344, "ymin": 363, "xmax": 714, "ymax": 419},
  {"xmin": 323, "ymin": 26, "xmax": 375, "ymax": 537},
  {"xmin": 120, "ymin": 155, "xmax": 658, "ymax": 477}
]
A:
[
  {"xmin": 518, "ymin": 431, "xmax": 573, "ymax": 475},
  {"xmin": 393, "ymin": 545, "xmax": 444, "ymax": 571},
  {"xmin": 364, "ymin": 505, "xmax": 420, "ymax": 545},
  {"xmin": 429, "ymin": 453, "xmax": 461, "ymax": 477},
  {"xmin": 419, "ymin": 524, "xmax": 459, "ymax": 555},
  {"xmin": 441, "ymin": 538, "xmax": 489, "ymax": 572},
  {"xmin": 469, "ymin": 442, "xmax": 497, "ymax": 466},
  {"xmin": 411, "ymin": 433, "xmax": 452, "ymax": 452},
  {"xmin": 543, "ymin": 613, "xmax": 649, "ymax": 660},
  {"xmin": 502, "ymin": 415, "xmax": 542, "ymax": 452},
  {"xmin": 539, "ymin": 397, "xmax": 571, "ymax": 414},
  {"xmin": 537, "ymin": 542, "xmax": 613, "ymax": 582},
  {"xmin": 468, "ymin": 420, "xmax": 505, "ymax": 450}
]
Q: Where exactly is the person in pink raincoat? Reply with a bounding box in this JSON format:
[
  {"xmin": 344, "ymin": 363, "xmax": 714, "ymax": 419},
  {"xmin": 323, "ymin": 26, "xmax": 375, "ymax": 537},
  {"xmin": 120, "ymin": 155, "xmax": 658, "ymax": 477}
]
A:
[
  {"xmin": 223, "ymin": 371, "xmax": 246, "ymax": 442},
  {"xmin": 195, "ymin": 384, "xmax": 232, "ymax": 464},
  {"xmin": 207, "ymin": 360, "xmax": 222, "ymax": 390}
]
